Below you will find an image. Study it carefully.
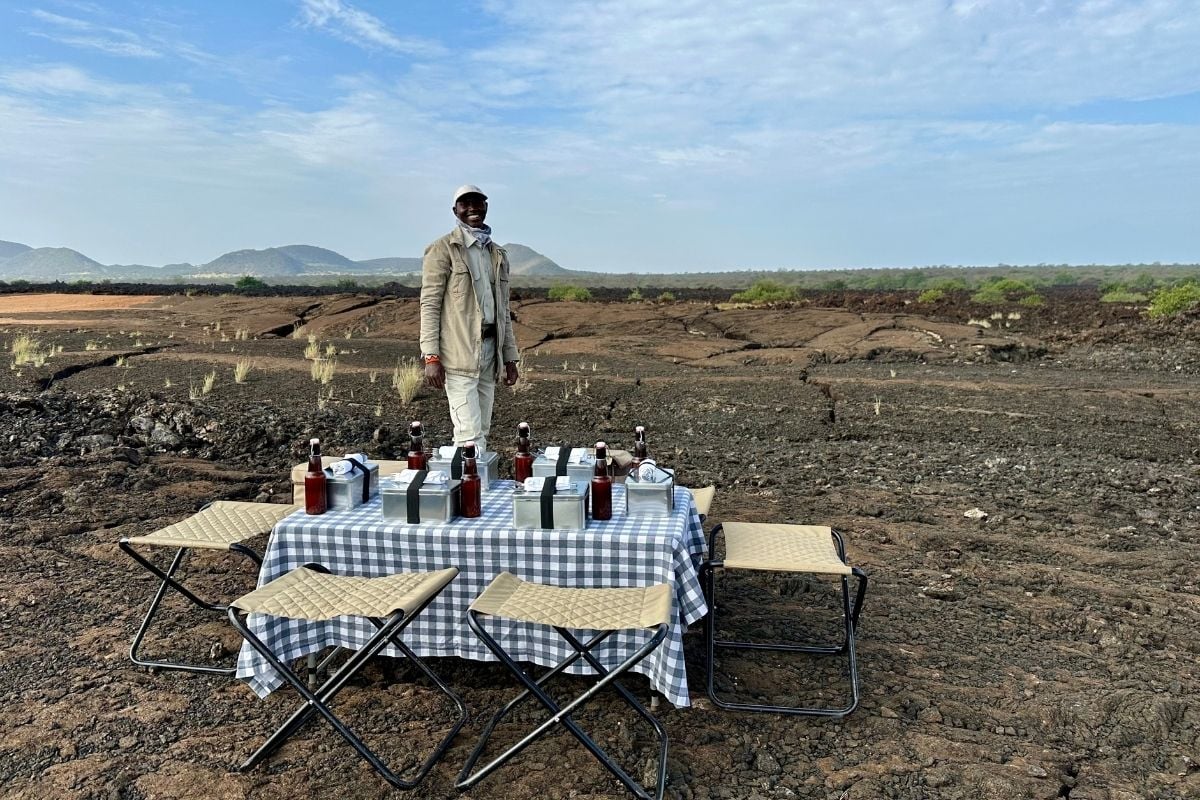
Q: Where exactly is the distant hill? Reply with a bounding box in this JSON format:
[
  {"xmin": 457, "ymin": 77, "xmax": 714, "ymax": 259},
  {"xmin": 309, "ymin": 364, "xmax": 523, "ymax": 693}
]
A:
[
  {"xmin": 0, "ymin": 247, "xmax": 108, "ymax": 280},
  {"xmin": 0, "ymin": 240, "xmax": 33, "ymax": 260},
  {"xmin": 355, "ymin": 256, "xmax": 423, "ymax": 273},
  {"xmin": 0, "ymin": 238, "xmax": 575, "ymax": 282},
  {"xmin": 275, "ymin": 245, "xmax": 359, "ymax": 270},
  {"xmin": 504, "ymin": 243, "xmax": 570, "ymax": 276}
]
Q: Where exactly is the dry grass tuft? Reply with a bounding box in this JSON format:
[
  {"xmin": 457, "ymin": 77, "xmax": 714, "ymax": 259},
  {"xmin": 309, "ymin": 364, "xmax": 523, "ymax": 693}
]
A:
[
  {"xmin": 392, "ymin": 358, "xmax": 423, "ymax": 404},
  {"xmin": 233, "ymin": 358, "xmax": 253, "ymax": 384},
  {"xmin": 12, "ymin": 335, "xmax": 51, "ymax": 367},
  {"xmin": 202, "ymin": 371, "xmax": 216, "ymax": 395},
  {"xmin": 311, "ymin": 358, "xmax": 336, "ymax": 385}
]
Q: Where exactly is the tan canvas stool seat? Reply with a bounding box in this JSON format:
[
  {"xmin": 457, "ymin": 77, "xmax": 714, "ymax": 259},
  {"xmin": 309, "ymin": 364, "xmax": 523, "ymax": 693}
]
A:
[
  {"xmin": 702, "ymin": 522, "xmax": 868, "ymax": 717},
  {"xmin": 456, "ymin": 572, "xmax": 673, "ymax": 800},
  {"xmin": 686, "ymin": 485, "xmax": 716, "ymax": 523},
  {"xmin": 228, "ymin": 564, "xmax": 467, "ymax": 790},
  {"xmin": 118, "ymin": 501, "xmax": 296, "ymax": 676}
]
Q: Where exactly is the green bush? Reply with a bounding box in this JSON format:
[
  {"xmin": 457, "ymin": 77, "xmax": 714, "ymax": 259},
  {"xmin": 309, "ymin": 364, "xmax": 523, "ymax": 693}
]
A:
[
  {"xmin": 928, "ymin": 277, "xmax": 967, "ymax": 292},
  {"xmin": 235, "ymin": 275, "xmax": 267, "ymax": 291},
  {"xmin": 731, "ymin": 279, "xmax": 796, "ymax": 304},
  {"xmin": 548, "ymin": 284, "xmax": 592, "ymax": 302},
  {"xmin": 334, "ymin": 277, "xmax": 359, "ymax": 290},
  {"xmin": 1018, "ymin": 293, "xmax": 1045, "ymax": 307},
  {"xmin": 917, "ymin": 288, "xmax": 945, "ymax": 304},
  {"xmin": 1100, "ymin": 290, "xmax": 1149, "ymax": 304},
  {"xmin": 1147, "ymin": 281, "xmax": 1200, "ymax": 319},
  {"xmin": 626, "ymin": 288, "xmax": 644, "ymax": 302},
  {"xmin": 971, "ymin": 278, "xmax": 1039, "ymax": 306},
  {"xmin": 656, "ymin": 291, "xmax": 676, "ymax": 303}
]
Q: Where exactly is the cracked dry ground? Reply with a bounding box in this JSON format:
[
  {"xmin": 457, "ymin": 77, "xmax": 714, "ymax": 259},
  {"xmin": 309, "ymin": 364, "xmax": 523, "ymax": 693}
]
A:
[{"xmin": 0, "ymin": 291, "xmax": 1197, "ymax": 800}]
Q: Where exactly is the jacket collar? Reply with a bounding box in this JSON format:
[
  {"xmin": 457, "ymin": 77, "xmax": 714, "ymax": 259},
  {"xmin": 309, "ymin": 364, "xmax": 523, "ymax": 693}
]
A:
[{"xmin": 449, "ymin": 225, "xmax": 503, "ymax": 255}]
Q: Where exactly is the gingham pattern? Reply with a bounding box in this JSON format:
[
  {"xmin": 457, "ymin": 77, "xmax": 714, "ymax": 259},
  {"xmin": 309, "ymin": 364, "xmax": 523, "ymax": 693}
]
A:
[{"xmin": 236, "ymin": 482, "xmax": 707, "ymax": 707}]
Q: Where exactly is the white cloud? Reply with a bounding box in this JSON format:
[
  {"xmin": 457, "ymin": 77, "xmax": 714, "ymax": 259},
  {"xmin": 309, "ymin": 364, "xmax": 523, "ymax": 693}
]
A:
[
  {"xmin": 27, "ymin": 8, "xmax": 162, "ymax": 58},
  {"xmin": 297, "ymin": 0, "xmax": 444, "ymax": 56}
]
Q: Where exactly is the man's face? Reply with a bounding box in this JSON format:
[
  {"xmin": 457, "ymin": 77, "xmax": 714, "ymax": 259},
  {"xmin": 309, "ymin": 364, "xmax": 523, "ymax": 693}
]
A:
[{"xmin": 453, "ymin": 194, "xmax": 488, "ymax": 228}]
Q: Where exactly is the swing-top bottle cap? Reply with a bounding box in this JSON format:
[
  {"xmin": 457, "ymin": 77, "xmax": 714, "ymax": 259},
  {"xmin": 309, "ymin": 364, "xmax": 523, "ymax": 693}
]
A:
[
  {"xmin": 410, "ymin": 420, "xmax": 422, "ymax": 428},
  {"xmin": 518, "ymin": 421, "xmax": 530, "ymax": 431},
  {"xmin": 464, "ymin": 440, "xmax": 477, "ymax": 457},
  {"xmin": 309, "ymin": 437, "xmax": 320, "ymax": 445},
  {"xmin": 634, "ymin": 425, "xmax": 645, "ymax": 433}
]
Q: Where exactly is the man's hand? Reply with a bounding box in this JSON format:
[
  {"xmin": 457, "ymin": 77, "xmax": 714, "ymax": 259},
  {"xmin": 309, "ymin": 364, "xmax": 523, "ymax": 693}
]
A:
[
  {"xmin": 425, "ymin": 360, "xmax": 446, "ymax": 390},
  {"xmin": 504, "ymin": 360, "xmax": 519, "ymax": 386}
]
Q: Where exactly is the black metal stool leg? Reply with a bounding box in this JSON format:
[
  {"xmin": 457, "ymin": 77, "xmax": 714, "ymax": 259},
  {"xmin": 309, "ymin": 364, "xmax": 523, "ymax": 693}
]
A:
[
  {"xmin": 456, "ymin": 613, "xmax": 669, "ymax": 800},
  {"xmin": 702, "ymin": 536, "xmax": 869, "ymax": 717},
  {"xmin": 120, "ymin": 542, "xmax": 260, "ymax": 676},
  {"xmin": 231, "ymin": 600, "xmax": 467, "ymax": 789}
]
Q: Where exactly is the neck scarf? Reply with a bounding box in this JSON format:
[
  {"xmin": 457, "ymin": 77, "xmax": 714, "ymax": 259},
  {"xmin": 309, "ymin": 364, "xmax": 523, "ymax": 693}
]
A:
[{"xmin": 459, "ymin": 221, "xmax": 492, "ymax": 249}]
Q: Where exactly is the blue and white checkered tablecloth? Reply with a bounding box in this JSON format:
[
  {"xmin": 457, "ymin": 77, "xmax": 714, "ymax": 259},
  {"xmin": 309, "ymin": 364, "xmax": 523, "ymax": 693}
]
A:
[{"xmin": 236, "ymin": 481, "xmax": 708, "ymax": 708}]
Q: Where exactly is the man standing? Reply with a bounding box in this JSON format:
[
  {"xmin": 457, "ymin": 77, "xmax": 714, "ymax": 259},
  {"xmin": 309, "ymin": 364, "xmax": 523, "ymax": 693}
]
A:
[{"xmin": 420, "ymin": 185, "xmax": 520, "ymax": 455}]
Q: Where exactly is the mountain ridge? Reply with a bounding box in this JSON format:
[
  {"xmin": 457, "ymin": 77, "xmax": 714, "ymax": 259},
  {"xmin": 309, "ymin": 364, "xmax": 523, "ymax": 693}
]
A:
[{"xmin": 0, "ymin": 239, "xmax": 572, "ymax": 281}]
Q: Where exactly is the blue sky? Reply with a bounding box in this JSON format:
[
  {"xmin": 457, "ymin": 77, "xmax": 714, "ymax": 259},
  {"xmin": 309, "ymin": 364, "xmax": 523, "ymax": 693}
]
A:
[{"xmin": 1, "ymin": 0, "xmax": 1198, "ymax": 272}]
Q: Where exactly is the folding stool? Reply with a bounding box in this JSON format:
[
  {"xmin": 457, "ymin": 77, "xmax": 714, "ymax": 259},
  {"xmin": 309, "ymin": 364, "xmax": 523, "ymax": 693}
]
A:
[
  {"xmin": 228, "ymin": 564, "xmax": 467, "ymax": 789},
  {"xmin": 118, "ymin": 500, "xmax": 295, "ymax": 675},
  {"xmin": 686, "ymin": 485, "xmax": 716, "ymax": 524},
  {"xmin": 702, "ymin": 522, "xmax": 868, "ymax": 717},
  {"xmin": 456, "ymin": 572, "xmax": 672, "ymax": 800}
]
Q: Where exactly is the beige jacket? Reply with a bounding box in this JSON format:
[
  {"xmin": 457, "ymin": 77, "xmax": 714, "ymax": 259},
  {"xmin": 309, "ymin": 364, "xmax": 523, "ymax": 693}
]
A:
[{"xmin": 419, "ymin": 227, "xmax": 520, "ymax": 377}]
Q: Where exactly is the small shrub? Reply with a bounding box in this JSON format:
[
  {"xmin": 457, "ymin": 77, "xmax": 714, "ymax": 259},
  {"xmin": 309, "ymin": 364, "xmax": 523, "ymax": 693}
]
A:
[
  {"xmin": 731, "ymin": 280, "xmax": 796, "ymax": 304},
  {"xmin": 1147, "ymin": 281, "xmax": 1200, "ymax": 319},
  {"xmin": 917, "ymin": 288, "xmax": 945, "ymax": 304},
  {"xmin": 334, "ymin": 278, "xmax": 359, "ymax": 290},
  {"xmin": 235, "ymin": 275, "xmax": 267, "ymax": 291},
  {"xmin": 627, "ymin": 288, "xmax": 644, "ymax": 302},
  {"xmin": 656, "ymin": 291, "xmax": 676, "ymax": 303},
  {"xmin": 233, "ymin": 358, "xmax": 253, "ymax": 384},
  {"xmin": 304, "ymin": 339, "xmax": 320, "ymax": 360},
  {"xmin": 1099, "ymin": 290, "xmax": 1148, "ymax": 304},
  {"xmin": 548, "ymin": 285, "xmax": 592, "ymax": 302},
  {"xmin": 971, "ymin": 278, "xmax": 1039, "ymax": 306},
  {"xmin": 1017, "ymin": 293, "xmax": 1045, "ymax": 307},
  {"xmin": 202, "ymin": 370, "xmax": 216, "ymax": 394}
]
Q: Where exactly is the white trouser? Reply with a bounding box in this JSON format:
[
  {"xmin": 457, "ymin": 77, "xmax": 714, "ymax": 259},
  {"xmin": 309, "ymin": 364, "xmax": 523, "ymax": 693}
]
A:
[{"xmin": 443, "ymin": 336, "xmax": 496, "ymax": 455}]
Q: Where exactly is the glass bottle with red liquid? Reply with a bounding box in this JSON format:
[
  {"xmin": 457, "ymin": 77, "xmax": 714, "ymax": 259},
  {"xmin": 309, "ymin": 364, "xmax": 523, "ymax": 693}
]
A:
[
  {"xmin": 460, "ymin": 441, "xmax": 482, "ymax": 518},
  {"xmin": 591, "ymin": 441, "xmax": 613, "ymax": 520},
  {"xmin": 304, "ymin": 437, "xmax": 327, "ymax": 515},
  {"xmin": 406, "ymin": 420, "xmax": 427, "ymax": 470},
  {"xmin": 630, "ymin": 426, "xmax": 649, "ymax": 474},
  {"xmin": 513, "ymin": 422, "xmax": 534, "ymax": 482}
]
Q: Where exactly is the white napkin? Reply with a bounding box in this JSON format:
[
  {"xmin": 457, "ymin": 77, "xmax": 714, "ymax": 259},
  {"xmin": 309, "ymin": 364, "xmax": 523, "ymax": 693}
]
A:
[
  {"xmin": 328, "ymin": 454, "xmax": 372, "ymax": 477},
  {"xmin": 437, "ymin": 445, "xmax": 459, "ymax": 459},
  {"xmin": 522, "ymin": 476, "xmax": 572, "ymax": 491},
  {"xmin": 543, "ymin": 446, "xmax": 587, "ymax": 463},
  {"xmin": 635, "ymin": 461, "xmax": 672, "ymax": 483},
  {"xmin": 390, "ymin": 469, "xmax": 448, "ymax": 486}
]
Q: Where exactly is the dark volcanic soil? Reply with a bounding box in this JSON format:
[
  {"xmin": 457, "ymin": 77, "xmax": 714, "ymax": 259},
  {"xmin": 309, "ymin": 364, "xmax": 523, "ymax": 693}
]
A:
[{"xmin": 0, "ymin": 292, "xmax": 1198, "ymax": 800}]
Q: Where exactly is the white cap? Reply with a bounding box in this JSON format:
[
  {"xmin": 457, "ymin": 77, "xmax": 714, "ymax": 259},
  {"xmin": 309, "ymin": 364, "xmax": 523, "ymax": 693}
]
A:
[{"xmin": 453, "ymin": 184, "xmax": 487, "ymax": 203}]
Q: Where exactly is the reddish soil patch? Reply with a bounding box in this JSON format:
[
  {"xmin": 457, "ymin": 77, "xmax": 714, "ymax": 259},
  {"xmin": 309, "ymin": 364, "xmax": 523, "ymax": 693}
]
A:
[{"xmin": 1, "ymin": 292, "xmax": 1198, "ymax": 800}]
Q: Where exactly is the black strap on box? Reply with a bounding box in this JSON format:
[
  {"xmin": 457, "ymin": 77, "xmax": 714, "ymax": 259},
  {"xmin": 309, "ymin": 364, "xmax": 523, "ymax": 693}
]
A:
[
  {"xmin": 540, "ymin": 478, "xmax": 558, "ymax": 529},
  {"xmin": 405, "ymin": 470, "xmax": 428, "ymax": 524},
  {"xmin": 450, "ymin": 447, "xmax": 464, "ymax": 480},
  {"xmin": 345, "ymin": 457, "xmax": 371, "ymax": 502},
  {"xmin": 554, "ymin": 445, "xmax": 573, "ymax": 477}
]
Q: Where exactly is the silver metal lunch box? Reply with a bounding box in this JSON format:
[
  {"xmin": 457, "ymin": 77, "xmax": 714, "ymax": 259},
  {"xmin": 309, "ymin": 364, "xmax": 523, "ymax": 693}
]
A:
[
  {"xmin": 325, "ymin": 462, "xmax": 381, "ymax": 511},
  {"xmin": 428, "ymin": 449, "xmax": 499, "ymax": 492},
  {"xmin": 513, "ymin": 480, "xmax": 589, "ymax": 531},
  {"xmin": 624, "ymin": 472, "xmax": 674, "ymax": 517},
  {"xmin": 380, "ymin": 478, "xmax": 461, "ymax": 524},
  {"xmin": 532, "ymin": 448, "xmax": 596, "ymax": 486}
]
